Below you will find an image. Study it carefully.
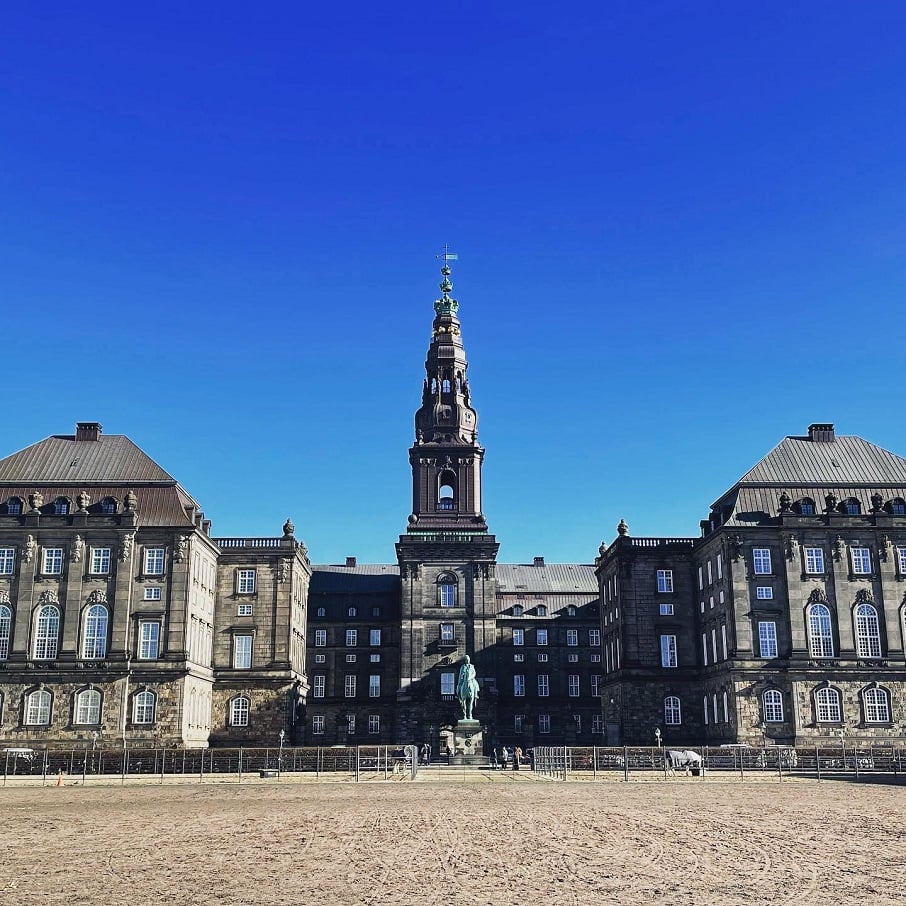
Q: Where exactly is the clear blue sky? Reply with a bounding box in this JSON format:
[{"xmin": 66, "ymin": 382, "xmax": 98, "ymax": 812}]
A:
[{"xmin": 2, "ymin": 3, "xmax": 905, "ymax": 563}]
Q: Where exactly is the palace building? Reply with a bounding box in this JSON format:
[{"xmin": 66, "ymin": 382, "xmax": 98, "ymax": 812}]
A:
[{"xmin": 0, "ymin": 264, "xmax": 904, "ymax": 751}]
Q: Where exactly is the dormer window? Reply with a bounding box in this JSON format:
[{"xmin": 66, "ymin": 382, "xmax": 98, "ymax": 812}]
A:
[
  {"xmin": 841, "ymin": 498, "xmax": 861, "ymax": 515},
  {"xmin": 796, "ymin": 498, "xmax": 816, "ymax": 516},
  {"xmin": 5, "ymin": 497, "xmax": 22, "ymax": 515},
  {"xmin": 887, "ymin": 498, "xmax": 906, "ymax": 516},
  {"xmin": 53, "ymin": 497, "xmax": 71, "ymax": 515},
  {"xmin": 512, "ymin": 605, "xmax": 523, "ymax": 617},
  {"xmin": 100, "ymin": 497, "xmax": 117, "ymax": 514},
  {"xmin": 536, "ymin": 605, "xmax": 548, "ymax": 617}
]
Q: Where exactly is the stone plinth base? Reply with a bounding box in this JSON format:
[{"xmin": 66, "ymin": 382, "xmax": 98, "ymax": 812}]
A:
[{"xmin": 453, "ymin": 719, "xmax": 483, "ymax": 756}]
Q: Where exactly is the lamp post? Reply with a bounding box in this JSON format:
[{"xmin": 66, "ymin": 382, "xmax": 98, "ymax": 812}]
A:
[
  {"xmin": 91, "ymin": 731, "xmax": 99, "ymax": 775},
  {"xmin": 655, "ymin": 727, "xmax": 665, "ymax": 779},
  {"xmin": 838, "ymin": 726, "xmax": 846, "ymax": 773},
  {"xmin": 278, "ymin": 729, "xmax": 286, "ymax": 778}
]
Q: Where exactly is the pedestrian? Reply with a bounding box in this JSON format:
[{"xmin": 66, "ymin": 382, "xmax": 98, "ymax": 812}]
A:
[
  {"xmin": 420, "ymin": 743, "xmax": 429, "ymax": 765},
  {"xmin": 500, "ymin": 746, "xmax": 509, "ymax": 768},
  {"xmin": 513, "ymin": 746, "xmax": 522, "ymax": 771},
  {"xmin": 490, "ymin": 748, "xmax": 498, "ymax": 769}
]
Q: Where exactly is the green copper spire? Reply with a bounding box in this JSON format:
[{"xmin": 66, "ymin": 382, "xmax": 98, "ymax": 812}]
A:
[{"xmin": 433, "ymin": 246, "xmax": 459, "ymax": 316}]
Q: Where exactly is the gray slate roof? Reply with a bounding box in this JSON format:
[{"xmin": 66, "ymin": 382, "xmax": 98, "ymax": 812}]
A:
[
  {"xmin": 310, "ymin": 564, "xmax": 401, "ymax": 594},
  {"xmin": 496, "ymin": 563, "xmax": 597, "ymax": 593},
  {"xmin": 0, "ymin": 434, "xmax": 174, "ymax": 484}
]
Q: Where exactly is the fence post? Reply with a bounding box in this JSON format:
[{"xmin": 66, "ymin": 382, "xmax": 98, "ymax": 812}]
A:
[
  {"xmin": 355, "ymin": 746, "xmax": 360, "ymax": 783},
  {"xmin": 623, "ymin": 745, "xmax": 629, "ymax": 782},
  {"xmin": 199, "ymin": 748, "xmax": 204, "ymax": 782},
  {"xmin": 815, "ymin": 745, "xmax": 820, "ymax": 781},
  {"xmin": 121, "ymin": 745, "xmax": 127, "ymax": 785},
  {"xmin": 82, "ymin": 746, "xmax": 88, "ymax": 786},
  {"xmin": 592, "ymin": 746, "xmax": 597, "ymax": 779},
  {"xmin": 238, "ymin": 747, "xmax": 243, "ymax": 784}
]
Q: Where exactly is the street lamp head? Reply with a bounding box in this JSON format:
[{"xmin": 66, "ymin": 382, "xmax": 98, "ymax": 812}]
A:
[{"xmin": 279, "ymin": 729, "xmax": 286, "ymax": 741}]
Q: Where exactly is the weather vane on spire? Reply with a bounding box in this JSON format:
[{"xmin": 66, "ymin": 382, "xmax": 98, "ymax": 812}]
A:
[{"xmin": 433, "ymin": 244, "xmax": 459, "ymax": 317}]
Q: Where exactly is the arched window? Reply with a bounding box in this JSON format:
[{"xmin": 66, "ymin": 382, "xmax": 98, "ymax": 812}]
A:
[
  {"xmin": 763, "ymin": 689, "xmax": 784, "ymax": 723},
  {"xmin": 536, "ymin": 605, "xmax": 548, "ymax": 617},
  {"xmin": 512, "ymin": 605, "xmax": 523, "ymax": 617},
  {"xmin": 441, "ymin": 378, "xmax": 451, "ymax": 393},
  {"xmin": 100, "ymin": 497, "xmax": 117, "ymax": 514},
  {"xmin": 133, "ymin": 690, "xmax": 156, "ymax": 724},
  {"xmin": 664, "ymin": 696, "xmax": 681, "ymax": 725},
  {"xmin": 566, "ymin": 606, "xmax": 577, "ymax": 617},
  {"xmin": 26, "ymin": 688, "xmax": 52, "ymax": 725},
  {"xmin": 316, "ymin": 607, "xmax": 326, "ymax": 617},
  {"xmin": 438, "ymin": 470, "xmax": 456, "ymax": 511},
  {"xmin": 5, "ymin": 497, "xmax": 22, "ymax": 515},
  {"xmin": 0, "ymin": 604, "xmax": 10, "ymax": 660},
  {"xmin": 855, "ymin": 602, "xmax": 882, "ymax": 658},
  {"xmin": 75, "ymin": 688, "xmax": 101, "ymax": 725},
  {"xmin": 230, "ymin": 696, "xmax": 250, "ymax": 727},
  {"xmin": 796, "ymin": 497, "xmax": 816, "ymax": 516},
  {"xmin": 53, "ymin": 497, "xmax": 71, "ymax": 515},
  {"xmin": 807, "ymin": 603, "xmax": 834, "ymax": 658},
  {"xmin": 887, "ymin": 497, "xmax": 906, "ymax": 516},
  {"xmin": 34, "ymin": 605, "xmax": 60, "ymax": 660},
  {"xmin": 815, "ymin": 687, "xmax": 841, "ymax": 723},
  {"xmin": 81, "ymin": 604, "xmax": 109, "ymax": 660},
  {"xmin": 841, "ymin": 498, "xmax": 861, "ymax": 515},
  {"xmin": 438, "ymin": 574, "xmax": 457, "ymax": 608},
  {"xmin": 863, "ymin": 686, "xmax": 890, "ymax": 723},
  {"xmin": 347, "ymin": 606, "xmax": 357, "ymax": 617}
]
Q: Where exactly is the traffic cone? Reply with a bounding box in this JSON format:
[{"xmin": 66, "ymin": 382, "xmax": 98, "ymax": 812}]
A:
[{"xmin": 56, "ymin": 771, "xmax": 62, "ymax": 787}]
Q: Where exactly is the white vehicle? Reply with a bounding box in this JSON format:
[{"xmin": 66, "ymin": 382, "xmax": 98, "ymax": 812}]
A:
[{"xmin": 2, "ymin": 747, "xmax": 36, "ymax": 760}]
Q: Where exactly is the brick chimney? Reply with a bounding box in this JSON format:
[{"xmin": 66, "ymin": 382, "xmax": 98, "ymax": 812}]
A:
[
  {"xmin": 345, "ymin": 556, "xmax": 357, "ymax": 568},
  {"xmin": 533, "ymin": 556, "xmax": 545, "ymax": 567},
  {"xmin": 76, "ymin": 422, "xmax": 102, "ymax": 442},
  {"xmin": 808, "ymin": 423, "xmax": 835, "ymax": 443}
]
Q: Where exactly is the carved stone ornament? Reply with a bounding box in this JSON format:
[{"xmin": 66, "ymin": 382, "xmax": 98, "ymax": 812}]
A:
[
  {"xmin": 833, "ymin": 535, "xmax": 846, "ymax": 561},
  {"xmin": 854, "ymin": 588, "xmax": 874, "ymax": 606},
  {"xmin": 806, "ymin": 587, "xmax": 828, "ymax": 605},
  {"xmin": 617, "ymin": 518, "xmax": 629, "ymax": 536},
  {"xmin": 119, "ymin": 532, "xmax": 135, "ymax": 562},
  {"xmin": 778, "ymin": 491, "xmax": 792, "ymax": 514},
  {"xmin": 38, "ymin": 590, "xmax": 59, "ymax": 605},
  {"xmin": 879, "ymin": 534, "xmax": 891, "ymax": 560},
  {"xmin": 785, "ymin": 533, "xmax": 799, "ymax": 560},
  {"xmin": 124, "ymin": 490, "xmax": 138, "ymax": 512},
  {"xmin": 729, "ymin": 535, "xmax": 744, "ymax": 562},
  {"xmin": 71, "ymin": 535, "xmax": 84, "ymax": 562},
  {"xmin": 598, "ymin": 540, "xmax": 608, "ymax": 558},
  {"xmin": 825, "ymin": 492, "xmax": 838, "ymax": 514},
  {"xmin": 0, "ymin": 592, "xmax": 8, "ymax": 604},
  {"xmin": 76, "ymin": 491, "xmax": 90, "ymax": 513},
  {"xmin": 173, "ymin": 535, "xmax": 189, "ymax": 563},
  {"xmin": 277, "ymin": 559, "xmax": 290, "ymax": 583},
  {"xmin": 87, "ymin": 590, "xmax": 107, "ymax": 604},
  {"xmin": 283, "ymin": 518, "xmax": 295, "ymax": 538},
  {"xmin": 23, "ymin": 535, "xmax": 36, "ymax": 563},
  {"xmin": 28, "ymin": 492, "xmax": 44, "ymax": 513},
  {"xmin": 870, "ymin": 492, "xmax": 884, "ymax": 513}
]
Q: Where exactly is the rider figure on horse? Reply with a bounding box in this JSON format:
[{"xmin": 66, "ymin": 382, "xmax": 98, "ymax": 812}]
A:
[{"xmin": 456, "ymin": 655, "xmax": 480, "ymax": 720}]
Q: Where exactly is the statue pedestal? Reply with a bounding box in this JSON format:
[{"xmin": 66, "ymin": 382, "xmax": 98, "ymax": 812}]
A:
[{"xmin": 452, "ymin": 719, "xmax": 483, "ymax": 757}]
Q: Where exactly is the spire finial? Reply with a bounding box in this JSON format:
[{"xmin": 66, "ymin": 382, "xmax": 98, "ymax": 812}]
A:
[{"xmin": 434, "ymin": 244, "xmax": 459, "ymax": 316}]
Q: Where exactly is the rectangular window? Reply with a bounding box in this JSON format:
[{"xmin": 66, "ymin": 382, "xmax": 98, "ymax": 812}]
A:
[
  {"xmin": 538, "ymin": 713, "xmax": 551, "ymax": 734},
  {"xmin": 344, "ymin": 675, "xmax": 356, "ymax": 698},
  {"xmin": 753, "ymin": 549, "xmax": 772, "ymax": 575},
  {"xmin": 314, "ymin": 629, "xmax": 327, "ymax": 647},
  {"xmin": 590, "ymin": 653, "xmax": 601, "ymax": 663},
  {"xmin": 537, "ymin": 675, "xmax": 549, "ymax": 697},
  {"xmin": 536, "ymin": 629, "xmax": 548, "ymax": 646},
  {"xmin": 513, "ymin": 652, "xmax": 524, "ymax": 662},
  {"xmin": 707, "ymin": 561, "xmax": 713, "ymax": 585},
  {"xmin": 898, "ymin": 548, "xmax": 906, "ymax": 574},
  {"xmin": 588, "ymin": 629, "xmax": 600, "ymax": 647},
  {"xmin": 0, "ymin": 548, "xmax": 13, "ymax": 575},
  {"xmin": 237, "ymin": 603, "xmax": 253, "ymax": 616},
  {"xmin": 566, "ymin": 629, "xmax": 578, "ymax": 646},
  {"xmin": 439, "ymin": 584, "xmax": 455, "ymax": 607},
  {"xmin": 851, "ymin": 547, "xmax": 871, "ymax": 574},
  {"xmin": 514, "ymin": 674, "xmax": 525, "ymax": 697},
  {"xmin": 804, "ymin": 547, "xmax": 825, "ymax": 574},
  {"xmin": 698, "ymin": 566, "xmax": 703, "ymax": 590},
  {"xmin": 756, "ymin": 586, "xmax": 773, "ymax": 600},
  {"xmin": 568, "ymin": 653, "xmax": 579, "ymax": 663},
  {"xmin": 237, "ymin": 569, "xmax": 256, "ymax": 594},
  {"xmin": 702, "ymin": 633, "xmax": 708, "ymax": 666},
  {"xmin": 346, "ymin": 654, "xmax": 357, "ymax": 663},
  {"xmin": 513, "ymin": 628, "xmax": 524, "ymax": 646},
  {"xmin": 315, "ymin": 654, "xmax": 326, "ymax": 663},
  {"xmin": 90, "ymin": 547, "xmax": 111, "ymax": 574},
  {"xmin": 568, "ymin": 675, "xmax": 580, "ymax": 697},
  {"xmin": 758, "ymin": 621, "xmax": 778, "ymax": 658},
  {"xmin": 591, "ymin": 675, "xmax": 600, "ymax": 697},
  {"xmin": 144, "ymin": 587, "xmax": 162, "ymax": 601},
  {"xmin": 144, "ymin": 548, "xmax": 165, "ymax": 575},
  {"xmin": 312, "ymin": 715, "xmax": 325, "ymax": 735},
  {"xmin": 514, "ymin": 714, "xmax": 523, "ymax": 733},
  {"xmin": 659, "ymin": 602, "xmax": 674, "ymax": 615},
  {"xmin": 440, "ymin": 623, "xmax": 454, "ymax": 642},
  {"xmin": 368, "ymin": 714, "xmax": 380, "ymax": 734},
  {"xmin": 346, "ymin": 629, "xmax": 357, "ymax": 647},
  {"xmin": 717, "ymin": 554, "xmax": 722, "ymax": 580},
  {"xmin": 369, "ymin": 653, "xmax": 380, "ymax": 663},
  {"xmin": 657, "ymin": 569, "xmax": 674, "ymax": 593},
  {"xmin": 537, "ymin": 652, "xmax": 548, "ymax": 662},
  {"xmin": 723, "ymin": 691, "xmax": 729, "ymax": 723},
  {"xmin": 369, "ymin": 674, "xmax": 380, "ymax": 698},
  {"xmin": 721, "ymin": 624, "xmax": 728, "ymax": 660},
  {"xmin": 711, "ymin": 628, "xmax": 718, "ymax": 663},
  {"xmin": 43, "ymin": 547, "xmax": 63, "ymax": 574},
  {"xmin": 591, "ymin": 714, "xmax": 603, "ymax": 735},
  {"xmin": 312, "ymin": 675, "xmax": 325, "ymax": 698},
  {"xmin": 660, "ymin": 634, "xmax": 677, "ymax": 668},
  {"xmin": 441, "ymin": 671, "xmax": 455, "ymax": 696},
  {"xmin": 369, "ymin": 629, "xmax": 381, "ymax": 646},
  {"xmin": 233, "ymin": 634, "xmax": 252, "ymax": 669},
  {"xmin": 138, "ymin": 622, "xmax": 160, "ymax": 659}
]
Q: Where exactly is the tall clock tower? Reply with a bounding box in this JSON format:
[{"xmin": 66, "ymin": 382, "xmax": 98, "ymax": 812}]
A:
[{"xmin": 395, "ymin": 257, "xmax": 499, "ymax": 744}]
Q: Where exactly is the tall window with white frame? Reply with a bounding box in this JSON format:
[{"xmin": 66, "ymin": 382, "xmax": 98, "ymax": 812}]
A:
[
  {"xmin": 537, "ymin": 628, "xmax": 548, "ymax": 646},
  {"xmin": 664, "ymin": 695, "xmax": 681, "ymax": 726},
  {"xmin": 346, "ymin": 629, "xmax": 357, "ymax": 647},
  {"xmin": 144, "ymin": 548, "xmax": 165, "ymax": 575},
  {"xmin": 133, "ymin": 689, "xmax": 156, "ymax": 724},
  {"xmin": 314, "ymin": 629, "xmax": 326, "ymax": 647},
  {"xmin": 758, "ymin": 621, "xmax": 778, "ymax": 658},
  {"xmin": 368, "ymin": 714, "xmax": 380, "ymax": 735},
  {"xmin": 807, "ymin": 603, "xmax": 835, "ymax": 658},
  {"xmin": 312, "ymin": 675, "xmax": 325, "ymax": 698},
  {"xmin": 804, "ymin": 547, "xmax": 824, "ymax": 574},
  {"xmin": 369, "ymin": 674, "xmax": 380, "ymax": 698},
  {"xmin": 855, "ymin": 602, "xmax": 882, "ymax": 658},
  {"xmin": 538, "ymin": 714, "xmax": 551, "ymax": 734},
  {"xmin": 752, "ymin": 548, "xmax": 772, "ymax": 575},
  {"xmin": 656, "ymin": 569, "xmax": 673, "ymax": 593},
  {"xmin": 660, "ymin": 634, "xmax": 677, "ymax": 668},
  {"xmin": 441, "ymin": 671, "xmax": 455, "ymax": 697},
  {"xmin": 230, "ymin": 696, "xmax": 250, "ymax": 727},
  {"xmin": 863, "ymin": 686, "xmax": 890, "ymax": 723},
  {"xmin": 763, "ymin": 689, "xmax": 783, "ymax": 723},
  {"xmin": 42, "ymin": 547, "xmax": 63, "ymax": 575},
  {"xmin": 369, "ymin": 628, "xmax": 381, "ymax": 646},
  {"xmin": 0, "ymin": 547, "xmax": 13, "ymax": 576},
  {"xmin": 233, "ymin": 634, "xmax": 252, "ymax": 669},
  {"xmin": 34, "ymin": 604, "xmax": 60, "ymax": 660},
  {"xmin": 81, "ymin": 604, "xmax": 109, "ymax": 659},
  {"xmin": 438, "ymin": 575, "xmax": 457, "ymax": 607},
  {"xmin": 566, "ymin": 629, "xmax": 578, "ymax": 646},
  {"xmin": 851, "ymin": 547, "xmax": 871, "ymax": 575},
  {"xmin": 344, "ymin": 675, "xmax": 356, "ymax": 698},
  {"xmin": 537, "ymin": 674, "xmax": 550, "ymax": 697},
  {"xmin": 138, "ymin": 621, "xmax": 160, "ymax": 659},
  {"xmin": 312, "ymin": 715, "xmax": 325, "ymax": 735},
  {"xmin": 237, "ymin": 569, "xmax": 256, "ymax": 594},
  {"xmin": 0, "ymin": 604, "xmax": 11, "ymax": 660},
  {"xmin": 513, "ymin": 674, "xmax": 525, "ymax": 697},
  {"xmin": 75, "ymin": 688, "xmax": 101, "ymax": 725},
  {"xmin": 26, "ymin": 688, "xmax": 52, "ymax": 725},
  {"xmin": 898, "ymin": 547, "xmax": 906, "ymax": 576},
  {"xmin": 815, "ymin": 687, "xmax": 841, "ymax": 723},
  {"xmin": 568, "ymin": 675, "xmax": 579, "ymax": 697}
]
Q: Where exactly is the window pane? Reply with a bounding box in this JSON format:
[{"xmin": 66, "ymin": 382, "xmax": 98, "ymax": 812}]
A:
[{"xmin": 233, "ymin": 634, "xmax": 252, "ymax": 668}]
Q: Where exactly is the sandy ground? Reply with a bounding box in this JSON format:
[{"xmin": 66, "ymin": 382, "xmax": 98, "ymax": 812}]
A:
[{"xmin": 1, "ymin": 773, "xmax": 903, "ymax": 906}]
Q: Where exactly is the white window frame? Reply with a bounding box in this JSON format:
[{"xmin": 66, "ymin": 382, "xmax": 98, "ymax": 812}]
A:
[
  {"xmin": 230, "ymin": 696, "xmax": 250, "ymax": 727},
  {"xmin": 815, "ymin": 687, "xmax": 841, "ymax": 723},
  {"xmin": 536, "ymin": 629, "xmax": 548, "ymax": 646},
  {"xmin": 863, "ymin": 687, "xmax": 890, "ymax": 723},
  {"xmin": 591, "ymin": 714, "xmax": 603, "ymax": 735},
  {"xmin": 656, "ymin": 569, "xmax": 673, "ymax": 593},
  {"xmin": 659, "ymin": 602, "xmax": 674, "ymax": 615},
  {"xmin": 513, "ymin": 674, "xmax": 525, "ymax": 697},
  {"xmin": 851, "ymin": 547, "xmax": 871, "ymax": 575},
  {"xmin": 314, "ymin": 629, "xmax": 327, "ymax": 647},
  {"xmin": 90, "ymin": 547, "xmax": 111, "ymax": 575},
  {"xmin": 133, "ymin": 690, "xmax": 156, "ymax": 724},
  {"xmin": 440, "ymin": 623, "xmax": 454, "ymax": 642},
  {"xmin": 0, "ymin": 548, "xmax": 13, "ymax": 575},
  {"xmin": 660, "ymin": 634, "xmax": 677, "ymax": 668},
  {"xmin": 75, "ymin": 688, "xmax": 101, "ymax": 725},
  {"xmin": 755, "ymin": 586, "xmax": 773, "ymax": 600},
  {"xmin": 369, "ymin": 674, "xmax": 380, "ymax": 698},
  {"xmin": 753, "ymin": 548, "xmax": 772, "ymax": 575},
  {"xmin": 233, "ymin": 634, "xmax": 252, "ymax": 669},
  {"xmin": 81, "ymin": 604, "xmax": 109, "ymax": 660},
  {"xmin": 438, "ymin": 580, "xmax": 457, "ymax": 608},
  {"xmin": 143, "ymin": 548, "xmax": 165, "ymax": 575},
  {"xmin": 144, "ymin": 587, "xmax": 162, "ymax": 601},
  {"xmin": 804, "ymin": 547, "xmax": 825, "ymax": 574},
  {"xmin": 566, "ymin": 629, "xmax": 578, "ymax": 646},
  {"xmin": 346, "ymin": 629, "xmax": 357, "ymax": 647},
  {"xmin": 537, "ymin": 674, "xmax": 550, "ymax": 697},
  {"xmin": 312, "ymin": 675, "xmax": 325, "ymax": 698},
  {"xmin": 441, "ymin": 671, "xmax": 455, "ymax": 696},
  {"xmin": 588, "ymin": 629, "xmax": 600, "ymax": 647},
  {"xmin": 664, "ymin": 695, "xmax": 681, "ymax": 725},
  {"xmin": 312, "ymin": 715, "xmax": 325, "ymax": 735},
  {"xmin": 237, "ymin": 569, "xmax": 256, "ymax": 594},
  {"xmin": 513, "ymin": 627, "xmax": 524, "ymax": 646},
  {"xmin": 855, "ymin": 603, "xmax": 882, "ymax": 658},
  {"xmin": 26, "ymin": 689, "xmax": 52, "ymax": 725},
  {"xmin": 898, "ymin": 548, "xmax": 906, "ymax": 575},
  {"xmin": 513, "ymin": 653, "xmax": 524, "ymax": 662},
  {"xmin": 42, "ymin": 547, "xmax": 63, "ymax": 575},
  {"xmin": 758, "ymin": 621, "xmax": 778, "ymax": 658},
  {"xmin": 344, "ymin": 675, "xmax": 356, "ymax": 698},
  {"xmin": 34, "ymin": 605, "xmax": 60, "ymax": 660},
  {"xmin": 0, "ymin": 604, "xmax": 10, "ymax": 660},
  {"xmin": 591, "ymin": 675, "xmax": 601, "ymax": 697},
  {"xmin": 568, "ymin": 675, "xmax": 580, "ymax": 697},
  {"xmin": 368, "ymin": 714, "xmax": 380, "ymax": 735},
  {"xmin": 763, "ymin": 689, "xmax": 784, "ymax": 723},
  {"xmin": 237, "ymin": 603, "xmax": 253, "ymax": 616},
  {"xmin": 138, "ymin": 621, "xmax": 160, "ymax": 659},
  {"xmin": 538, "ymin": 713, "xmax": 551, "ymax": 734},
  {"xmin": 369, "ymin": 629, "xmax": 381, "ymax": 646},
  {"xmin": 807, "ymin": 603, "xmax": 835, "ymax": 658}
]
